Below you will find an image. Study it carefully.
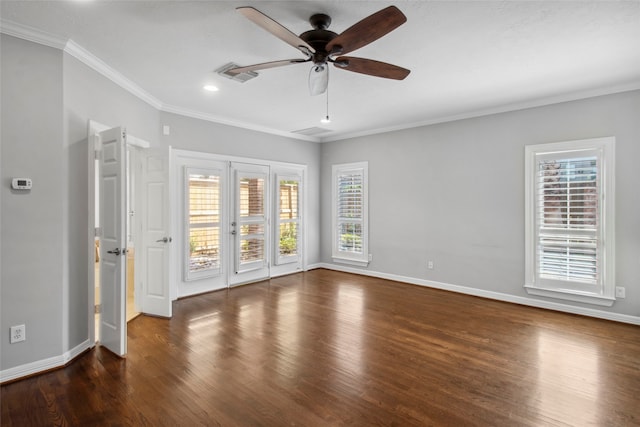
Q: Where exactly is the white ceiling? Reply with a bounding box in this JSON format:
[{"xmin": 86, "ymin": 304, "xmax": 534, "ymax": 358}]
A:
[{"xmin": 2, "ymin": 1, "xmax": 640, "ymax": 142}]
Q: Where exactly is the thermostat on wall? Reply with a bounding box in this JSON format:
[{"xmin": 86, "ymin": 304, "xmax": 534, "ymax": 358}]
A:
[{"xmin": 12, "ymin": 178, "xmax": 32, "ymax": 190}]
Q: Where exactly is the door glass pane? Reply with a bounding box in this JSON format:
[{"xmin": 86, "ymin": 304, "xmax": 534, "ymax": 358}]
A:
[
  {"xmin": 279, "ymin": 180, "xmax": 298, "ymax": 219},
  {"xmin": 240, "ymin": 237, "xmax": 264, "ymax": 263},
  {"xmin": 189, "ymin": 226, "xmax": 220, "ymax": 272},
  {"xmin": 188, "ymin": 173, "xmax": 220, "ymax": 275},
  {"xmin": 240, "ymin": 223, "xmax": 264, "ymax": 236},
  {"xmin": 278, "ymin": 179, "xmax": 299, "ymax": 260},
  {"xmin": 279, "ymin": 222, "xmax": 298, "ymax": 256},
  {"xmin": 240, "ymin": 177, "xmax": 264, "ymax": 217}
]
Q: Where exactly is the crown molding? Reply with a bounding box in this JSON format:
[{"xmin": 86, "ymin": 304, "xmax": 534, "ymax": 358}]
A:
[
  {"xmin": 160, "ymin": 104, "xmax": 321, "ymax": 143},
  {"xmin": 0, "ymin": 19, "xmax": 66, "ymax": 49},
  {"xmin": 63, "ymin": 40, "xmax": 163, "ymax": 110},
  {"xmin": 1, "ymin": 19, "xmax": 163, "ymax": 111},
  {"xmin": 5, "ymin": 18, "xmax": 639, "ymax": 145},
  {"xmin": 323, "ymin": 81, "xmax": 640, "ymax": 142},
  {"xmin": 1, "ymin": 18, "xmax": 317, "ymax": 142}
]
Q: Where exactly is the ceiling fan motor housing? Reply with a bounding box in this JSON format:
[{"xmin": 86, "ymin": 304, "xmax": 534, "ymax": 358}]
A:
[{"xmin": 301, "ymin": 13, "xmax": 339, "ymax": 64}]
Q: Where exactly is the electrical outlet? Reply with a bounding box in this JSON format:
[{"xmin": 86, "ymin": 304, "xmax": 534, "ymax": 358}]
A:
[
  {"xmin": 427, "ymin": 260, "xmax": 434, "ymax": 270},
  {"xmin": 615, "ymin": 287, "xmax": 626, "ymax": 299},
  {"xmin": 10, "ymin": 324, "xmax": 26, "ymax": 344}
]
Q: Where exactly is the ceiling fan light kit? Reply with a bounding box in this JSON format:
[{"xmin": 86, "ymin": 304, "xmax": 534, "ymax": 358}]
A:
[{"xmin": 227, "ymin": 5, "xmax": 411, "ymax": 97}]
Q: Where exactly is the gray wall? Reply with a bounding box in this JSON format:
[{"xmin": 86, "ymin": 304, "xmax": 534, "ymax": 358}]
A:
[
  {"xmin": 1, "ymin": 34, "xmax": 322, "ymax": 373},
  {"xmin": 1, "ymin": 35, "xmax": 65, "ymax": 368},
  {"xmin": 321, "ymin": 90, "xmax": 640, "ymax": 317}
]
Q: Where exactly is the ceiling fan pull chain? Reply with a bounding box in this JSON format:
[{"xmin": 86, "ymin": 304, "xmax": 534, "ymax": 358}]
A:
[{"xmin": 322, "ymin": 68, "xmax": 331, "ymax": 124}]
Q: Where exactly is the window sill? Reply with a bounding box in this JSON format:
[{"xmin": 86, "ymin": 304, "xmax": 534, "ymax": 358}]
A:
[
  {"xmin": 524, "ymin": 285, "xmax": 615, "ymax": 307},
  {"xmin": 332, "ymin": 257, "xmax": 369, "ymax": 268}
]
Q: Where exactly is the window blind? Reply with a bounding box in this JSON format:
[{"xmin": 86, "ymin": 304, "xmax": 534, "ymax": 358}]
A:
[
  {"xmin": 187, "ymin": 173, "xmax": 221, "ymax": 274},
  {"xmin": 332, "ymin": 162, "xmax": 368, "ymax": 265},
  {"xmin": 278, "ymin": 179, "xmax": 299, "ymax": 259},
  {"xmin": 337, "ymin": 172, "xmax": 363, "ymax": 254},
  {"xmin": 536, "ymin": 156, "xmax": 598, "ymax": 284}
]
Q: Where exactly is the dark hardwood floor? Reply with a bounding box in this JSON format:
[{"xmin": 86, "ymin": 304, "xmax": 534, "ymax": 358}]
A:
[{"xmin": 2, "ymin": 269, "xmax": 639, "ymax": 426}]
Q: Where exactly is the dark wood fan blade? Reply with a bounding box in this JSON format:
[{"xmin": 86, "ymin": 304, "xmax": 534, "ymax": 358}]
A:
[
  {"xmin": 333, "ymin": 56, "xmax": 410, "ymax": 80},
  {"xmin": 228, "ymin": 59, "xmax": 308, "ymax": 74},
  {"xmin": 237, "ymin": 7, "xmax": 315, "ymax": 55},
  {"xmin": 326, "ymin": 6, "xmax": 406, "ymax": 55}
]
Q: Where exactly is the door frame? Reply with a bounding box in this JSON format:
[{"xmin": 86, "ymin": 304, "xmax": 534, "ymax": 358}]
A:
[{"xmin": 171, "ymin": 149, "xmax": 308, "ymax": 299}]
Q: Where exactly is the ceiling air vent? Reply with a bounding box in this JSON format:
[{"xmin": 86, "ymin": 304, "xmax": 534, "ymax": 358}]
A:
[
  {"xmin": 216, "ymin": 62, "xmax": 258, "ymax": 83},
  {"xmin": 292, "ymin": 127, "xmax": 332, "ymax": 136}
]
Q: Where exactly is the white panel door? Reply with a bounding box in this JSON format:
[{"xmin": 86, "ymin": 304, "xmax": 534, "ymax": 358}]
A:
[
  {"xmin": 98, "ymin": 127, "xmax": 127, "ymax": 357},
  {"xmin": 140, "ymin": 149, "xmax": 172, "ymax": 317},
  {"xmin": 229, "ymin": 163, "xmax": 270, "ymax": 286}
]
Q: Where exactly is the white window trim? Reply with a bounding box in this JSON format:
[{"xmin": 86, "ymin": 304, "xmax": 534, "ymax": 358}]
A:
[
  {"xmin": 332, "ymin": 161, "xmax": 369, "ymax": 267},
  {"xmin": 524, "ymin": 137, "xmax": 615, "ymax": 306}
]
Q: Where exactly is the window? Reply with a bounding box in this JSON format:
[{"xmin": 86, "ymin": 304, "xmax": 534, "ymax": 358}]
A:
[
  {"xmin": 276, "ymin": 175, "xmax": 300, "ymax": 265},
  {"xmin": 332, "ymin": 162, "xmax": 369, "ymax": 266},
  {"xmin": 525, "ymin": 137, "xmax": 615, "ymax": 306},
  {"xmin": 185, "ymin": 168, "xmax": 222, "ymax": 280}
]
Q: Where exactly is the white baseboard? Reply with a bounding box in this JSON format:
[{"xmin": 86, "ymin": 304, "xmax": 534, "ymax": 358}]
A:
[
  {"xmin": 315, "ymin": 263, "xmax": 640, "ymax": 326},
  {"xmin": 0, "ymin": 340, "xmax": 92, "ymax": 383},
  {"xmin": 304, "ymin": 263, "xmax": 324, "ymax": 271}
]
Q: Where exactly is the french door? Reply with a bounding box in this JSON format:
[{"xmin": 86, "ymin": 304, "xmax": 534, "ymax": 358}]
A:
[
  {"xmin": 229, "ymin": 162, "xmax": 270, "ymax": 286},
  {"xmin": 175, "ymin": 150, "xmax": 305, "ymax": 296}
]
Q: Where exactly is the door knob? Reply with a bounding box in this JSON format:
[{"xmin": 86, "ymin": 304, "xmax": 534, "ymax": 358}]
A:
[
  {"xmin": 156, "ymin": 237, "xmax": 172, "ymax": 243},
  {"xmin": 107, "ymin": 248, "xmax": 121, "ymax": 256}
]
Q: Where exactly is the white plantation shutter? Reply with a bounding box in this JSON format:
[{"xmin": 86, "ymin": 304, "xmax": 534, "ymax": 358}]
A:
[
  {"xmin": 185, "ymin": 169, "xmax": 222, "ymax": 280},
  {"xmin": 237, "ymin": 176, "xmax": 266, "ymax": 270},
  {"xmin": 536, "ymin": 156, "xmax": 598, "ymax": 284},
  {"xmin": 525, "ymin": 137, "xmax": 615, "ymax": 306},
  {"xmin": 276, "ymin": 175, "xmax": 301, "ymax": 264},
  {"xmin": 337, "ymin": 172, "xmax": 364, "ymax": 253},
  {"xmin": 332, "ymin": 162, "xmax": 368, "ymax": 265}
]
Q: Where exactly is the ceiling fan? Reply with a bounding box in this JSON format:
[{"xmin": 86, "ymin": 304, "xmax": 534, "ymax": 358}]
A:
[{"xmin": 228, "ymin": 5, "xmax": 410, "ymax": 96}]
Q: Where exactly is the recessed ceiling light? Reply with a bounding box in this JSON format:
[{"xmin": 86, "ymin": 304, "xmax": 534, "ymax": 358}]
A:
[{"xmin": 203, "ymin": 85, "xmax": 219, "ymax": 92}]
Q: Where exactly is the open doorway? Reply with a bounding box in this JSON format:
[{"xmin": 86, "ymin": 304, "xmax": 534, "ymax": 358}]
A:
[{"xmin": 89, "ymin": 122, "xmax": 172, "ymax": 356}]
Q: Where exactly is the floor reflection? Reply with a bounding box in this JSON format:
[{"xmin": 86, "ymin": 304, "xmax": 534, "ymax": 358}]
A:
[
  {"xmin": 333, "ymin": 284, "xmax": 365, "ymax": 380},
  {"xmin": 535, "ymin": 329, "xmax": 600, "ymax": 425}
]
